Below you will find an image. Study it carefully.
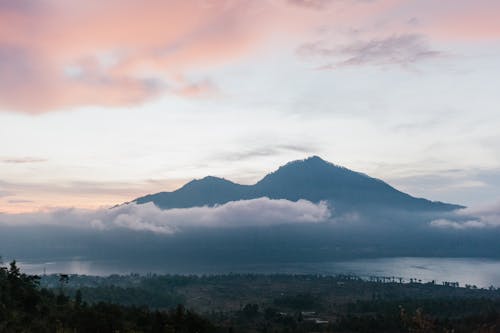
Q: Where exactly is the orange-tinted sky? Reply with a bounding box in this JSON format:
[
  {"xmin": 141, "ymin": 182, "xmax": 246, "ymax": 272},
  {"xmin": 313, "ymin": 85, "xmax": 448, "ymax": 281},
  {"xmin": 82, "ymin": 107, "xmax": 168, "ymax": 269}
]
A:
[{"xmin": 1, "ymin": 0, "xmax": 500, "ymax": 213}]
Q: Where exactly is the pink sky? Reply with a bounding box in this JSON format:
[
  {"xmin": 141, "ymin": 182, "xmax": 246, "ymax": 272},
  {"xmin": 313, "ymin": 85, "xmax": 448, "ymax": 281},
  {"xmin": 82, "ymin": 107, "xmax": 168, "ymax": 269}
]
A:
[
  {"xmin": 1, "ymin": 0, "xmax": 499, "ymax": 113},
  {"xmin": 1, "ymin": 0, "xmax": 500, "ymax": 213}
]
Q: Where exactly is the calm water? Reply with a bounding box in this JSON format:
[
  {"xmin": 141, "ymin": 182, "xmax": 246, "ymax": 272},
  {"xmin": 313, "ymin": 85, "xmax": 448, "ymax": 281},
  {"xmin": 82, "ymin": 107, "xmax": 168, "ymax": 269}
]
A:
[{"xmin": 18, "ymin": 257, "xmax": 500, "ymax": 288}]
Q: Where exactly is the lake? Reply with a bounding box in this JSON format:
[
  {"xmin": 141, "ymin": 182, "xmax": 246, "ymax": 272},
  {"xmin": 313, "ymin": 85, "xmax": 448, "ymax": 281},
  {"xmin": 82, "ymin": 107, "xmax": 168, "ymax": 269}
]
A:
[{"xmin": 17, "ymin": 257, "xmax": 500, "ymax": 288}]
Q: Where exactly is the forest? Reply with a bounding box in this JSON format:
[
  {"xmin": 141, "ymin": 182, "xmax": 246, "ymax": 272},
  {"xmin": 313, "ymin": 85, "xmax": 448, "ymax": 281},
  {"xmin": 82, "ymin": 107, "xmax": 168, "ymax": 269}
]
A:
[
  {"xmin": 0, "ymin": 260, "xmax": 212, "ymax": 332},
  {"xmin": 2, "ymin": 259, "xmax": 500, "ymax": 332}
]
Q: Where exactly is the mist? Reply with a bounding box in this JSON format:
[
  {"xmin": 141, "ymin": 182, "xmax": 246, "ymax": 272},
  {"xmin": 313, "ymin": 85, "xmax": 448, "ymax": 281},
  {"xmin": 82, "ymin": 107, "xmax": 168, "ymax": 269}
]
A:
[{"xmin": 1, "ymin": 198, "xmax": 500, "ymax": 270}]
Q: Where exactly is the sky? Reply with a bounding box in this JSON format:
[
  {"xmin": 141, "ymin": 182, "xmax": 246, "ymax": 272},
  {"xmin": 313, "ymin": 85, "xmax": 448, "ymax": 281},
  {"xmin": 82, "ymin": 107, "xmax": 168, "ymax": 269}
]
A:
[{"xmin": 1, "ymin": 0, "xmax": 500, "ymax": 213}]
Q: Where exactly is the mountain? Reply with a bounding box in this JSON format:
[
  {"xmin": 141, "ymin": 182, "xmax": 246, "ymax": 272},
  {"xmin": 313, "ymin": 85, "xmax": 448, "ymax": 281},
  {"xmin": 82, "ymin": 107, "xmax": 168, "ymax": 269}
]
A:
[{"xmin": 133, "ymin": 156, "xmax": 464, "ymax": 211}]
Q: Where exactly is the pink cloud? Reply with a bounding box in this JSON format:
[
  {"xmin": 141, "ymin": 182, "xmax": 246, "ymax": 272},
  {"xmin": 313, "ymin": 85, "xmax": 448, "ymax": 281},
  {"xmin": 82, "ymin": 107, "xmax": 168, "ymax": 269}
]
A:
[
  {"xmin": 0, "ymin": 0, "xmax": 498, "ymax": 113},
  {"xmin": 0, "ymin": 0, "xmax": 284, "ymax": 113}
]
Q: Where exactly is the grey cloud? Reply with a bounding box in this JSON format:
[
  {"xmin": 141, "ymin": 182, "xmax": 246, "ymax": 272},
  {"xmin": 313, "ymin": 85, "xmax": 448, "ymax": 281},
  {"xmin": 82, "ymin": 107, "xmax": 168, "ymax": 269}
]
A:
[
  {"xmin": 66, "ymin": 56, "xmax": 165, "ymax": 94},
  {"xmin": 0, "ymin": 198, "xmax": 331, "ymax": 234},
  {"xmin": 0, "ymin": 179, "xmax": 175, "ymax": 197},
  {"xmin": 0, "ymin": 46, "xmax": 38, "ymax": 90},
  {"xmin": 174, "ymin": 78, "xmax": 219, "ymax": 98},
  {"xmin": 298, "ymin": 34, "xmax": 442, "ymax": 68},
  {"xmin": 0, "ymin": 0, "xmax": 42, "ymax": 13},
  {"xmin": 218, "ymin": 144, "xmax": 316, "ymax": 161},
  {"xmin": 391, "ymin": 117, "xmax": 445, "ymax": 133},
  {"xmin": 279, "ymin": 144, "xmax": 315, "ymax": 153},
  {"xmin": 407, "ymin": 17, "xmax": 420, "ymax": 26},
  {"xmin": 287, "ymin": 0, "xmax": 372, "ymax": 10},
  {"xmin": 388, "ymin": 167, "xmax": 500, "ymax": 207},
  {"xmin": 287, "ymin": 0, "xmax": 334, "ymax": 9},
  {"xmin": 223, "ymin": 148, "xmax": 277, "ymax": 161},
  {"xmin": 1, "ymin": 157, "xmax": 47, "ymax": 164},
  {"xmin": 430, "ymin": 201, "xmax": 500, "ymax": 230},
  {"xmin": 7, "ymin": 199, "xmax": 34, "ymax": 204},
  {"xmin": 0, "ymin": 190, "xmax": 12, "ymax": 198},
  {"xmin": 461, "ymin": 202, "xmax": 500, "ymax": 227}
]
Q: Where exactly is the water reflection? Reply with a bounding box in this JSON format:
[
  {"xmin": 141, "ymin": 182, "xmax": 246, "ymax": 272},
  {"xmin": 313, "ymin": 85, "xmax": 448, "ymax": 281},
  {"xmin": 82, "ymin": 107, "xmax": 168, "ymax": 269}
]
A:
[{"xmin": 17, "ymin": 257, "xmax": 500, "ymax": 288}]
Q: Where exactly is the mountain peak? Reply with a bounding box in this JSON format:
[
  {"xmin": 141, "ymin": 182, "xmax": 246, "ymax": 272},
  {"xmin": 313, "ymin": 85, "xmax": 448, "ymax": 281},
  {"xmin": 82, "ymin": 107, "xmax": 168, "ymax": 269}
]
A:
[
  {"xmin": 287, "ymin": 155, "xmax": 329, "ymax": 165},
  {"xmin": 259, "ymin": 156, "xmax": 359, "ymax": 183},
  {"xmin": 193, "ymin": 176, "xmax": 230, "ymax": 183},
  {"xmin": 304, "ymin": 155, "xmax": 326, "ymax": 163},
  {"xmin": 181, "ymin": 176, "xmax": 237, "ymax": 190},
  {"xmin": 278, "ymin": 155, "xmax": 349, "ymax": 171},
  {"xmin": 132, "ymin": 157, "xmax": 464, "ymax": 211}
]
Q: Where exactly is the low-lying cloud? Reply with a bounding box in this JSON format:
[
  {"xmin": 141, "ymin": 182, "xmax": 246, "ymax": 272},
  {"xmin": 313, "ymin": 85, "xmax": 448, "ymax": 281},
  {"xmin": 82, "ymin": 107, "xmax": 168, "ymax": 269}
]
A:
[
  {"xmin": 430, "ymin": 219, "xmax": 486, "ymax": 230},
  {"xmin": 3, "ymin": 198, "xmax": 500, "ymax": 266},
  {"xmin": 0, "ymin": 198, "xmax": 331, "ymax": 234},
  {"xmin": 430, "ymin": 201, "xmax": 500, "ymax": 230}
]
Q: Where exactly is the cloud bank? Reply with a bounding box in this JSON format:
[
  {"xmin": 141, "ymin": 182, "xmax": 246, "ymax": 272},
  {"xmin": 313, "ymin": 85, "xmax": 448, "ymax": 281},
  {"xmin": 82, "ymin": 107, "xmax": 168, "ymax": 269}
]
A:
[
  {"xmin": 0, "ymin": 198, "xmax": 331, "ymax": 234},
  {"xmin": 430, "ymin": 201, "xmax": 500, "ymax": 230},
  {"xmin": 2, "ymin": 198, "xmax": 500, "ymax": 265}
]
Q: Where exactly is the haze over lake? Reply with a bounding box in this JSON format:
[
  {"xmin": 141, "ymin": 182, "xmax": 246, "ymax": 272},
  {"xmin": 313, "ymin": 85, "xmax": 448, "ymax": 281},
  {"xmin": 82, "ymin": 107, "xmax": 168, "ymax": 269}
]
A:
[{"xmin": 18, "ymin": 257, "xmax": 500, "ymax": 289}]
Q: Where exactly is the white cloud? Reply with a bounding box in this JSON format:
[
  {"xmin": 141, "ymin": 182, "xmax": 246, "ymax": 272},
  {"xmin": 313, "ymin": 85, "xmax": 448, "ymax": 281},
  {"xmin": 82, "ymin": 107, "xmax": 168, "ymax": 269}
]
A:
[
  {"xmin": 0, "ymin": 198, "xmax": 331, "ymax": 234},
  {"xmin": 430, "ymin": 200, "xmax": 500, "ymax": 230},
  {"xmin": 430, "ymin": 218, "xmax": 485, "ymax": 230}
]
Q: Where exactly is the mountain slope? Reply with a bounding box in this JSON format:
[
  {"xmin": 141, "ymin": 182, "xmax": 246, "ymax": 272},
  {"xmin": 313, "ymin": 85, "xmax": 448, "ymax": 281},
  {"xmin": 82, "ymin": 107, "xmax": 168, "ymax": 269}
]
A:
[
  {"xmin": 133, "ymin": 156, "xmax": 464, "ymax": 211},
  {"xmin": 135, "ymin": 176, "xmax": 253, "ymax": 209}
]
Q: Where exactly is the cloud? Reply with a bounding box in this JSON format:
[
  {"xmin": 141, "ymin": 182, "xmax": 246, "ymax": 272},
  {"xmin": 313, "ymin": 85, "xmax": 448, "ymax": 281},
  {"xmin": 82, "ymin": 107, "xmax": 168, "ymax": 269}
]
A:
[
  {"xmin": 1, "ymin": 1, "xmax": 498, "ymax": 113},
  {"xmin": 419, "ymin": 1, "xmax": 500, "ymax": 41},
  {"xmin": 298, "ymin": 34, "xmax": 442, "ymax": 68},
  {"xmin": 0, "ymin": 44, "xmax": 164, "ymax": 112},
  {"xmin": 388, "ymin": 167, "xmax": 500, "ymax": 209},
  {"xmin": 7, "ymin": 199, "xmax": 34, "ymax": 204},
  {"xmin": 287, "ymin": 0, "xmax": 335, "ymax": 10},
  {"xmin": 461, "ymin": 202, "xmax": 500, "ymax": 227},
  {"xmin": 1, "ymin": 157, "xmax": 47, "ymax": 164},
  {"xmin": 174, "ymin": 79, "xmax": 219, "ymax": 98},
  {"xmin": 287, "ymin": 0, "xmax": 372, "ymax": 10},
  {"xmin": 430, "ymin": 218, "xmax": 485, "ymax": 230},
  {"xmin": 0, "ymin": 178, "xmax": 196, "ymax": 214},
  {"xmin": 3, "ymin": 198, "xmax": 500, "ymax": 265},
  {"xmin": 0, "ymin": 198, "xmax": 331, "ymax": 234},
  {"xmin": 0, "ymin": 0, "xmax": 40, "ymax": 12},
  {"xmin": 430, "ymin": 201, "xmax": 500, "ymax": 230},
  {"xmin": 217, "ymin": 144, "xmax": 316, "ymax": 161},
  {"xmin": 0, "ymin": 0, "xmax": 284, "ymax": 113},
  {"xmin": 0, "ymin": 190, "xmax": 12, "ymax": 198}
]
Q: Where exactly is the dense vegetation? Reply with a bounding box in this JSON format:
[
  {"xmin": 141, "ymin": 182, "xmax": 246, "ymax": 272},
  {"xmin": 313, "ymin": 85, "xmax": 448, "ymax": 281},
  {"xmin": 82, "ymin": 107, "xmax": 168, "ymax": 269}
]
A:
[
  {"xmin": 0, "ymin": 260, "xmax": 213, "ymax": 332},
  {"xmin": 2, "ymin": 259, "xmax": 500, "ymax": 332}
]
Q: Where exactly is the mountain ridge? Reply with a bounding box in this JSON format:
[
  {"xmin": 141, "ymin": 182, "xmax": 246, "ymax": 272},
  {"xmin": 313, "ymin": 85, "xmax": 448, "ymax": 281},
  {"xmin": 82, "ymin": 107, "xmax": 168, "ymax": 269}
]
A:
[{"xmin": 133, "ymin": 156, "xmax": 465, "ymax": 211}]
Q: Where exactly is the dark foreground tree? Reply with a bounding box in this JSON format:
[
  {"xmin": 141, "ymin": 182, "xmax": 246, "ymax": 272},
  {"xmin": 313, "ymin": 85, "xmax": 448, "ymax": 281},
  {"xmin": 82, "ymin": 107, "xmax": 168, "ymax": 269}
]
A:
[{"xmin": 0, "ymin": 260, "xmax": 214, "ymax": 333}]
